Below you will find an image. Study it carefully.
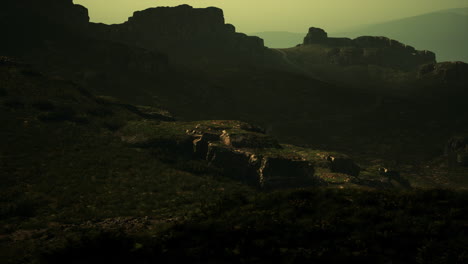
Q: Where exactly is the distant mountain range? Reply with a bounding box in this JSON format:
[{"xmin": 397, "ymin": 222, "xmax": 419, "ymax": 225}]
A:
[{"xmin": 252, "ymin": 7, "xmax": 468, "ymax": 62}]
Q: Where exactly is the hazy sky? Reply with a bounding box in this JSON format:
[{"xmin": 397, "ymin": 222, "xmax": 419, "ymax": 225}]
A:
[{"xmin": 74, "ymin": 0, "xmax": 468, "ymax": 33}]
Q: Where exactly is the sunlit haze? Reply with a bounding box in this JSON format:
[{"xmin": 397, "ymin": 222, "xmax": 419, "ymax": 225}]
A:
[{"xmin": 75, "ymin": 0, "xmax": 467, "ymax": 33}]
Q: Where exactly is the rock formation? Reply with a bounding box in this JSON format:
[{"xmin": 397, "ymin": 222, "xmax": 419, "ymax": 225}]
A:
[
  {"xmin": 301, "ymin": 27, "xmax": 436, "ymax": 70},
  {"xmin": 119, "ymin": 120, "xmax": 364, "ymax": 189},
  {"xmin": 418, "ymin": 61, "xmax": 468, "ymax": 86},
  {"xmin": 0, "ymin": 0, "xmax": 170, "ymax": 106},
  {"xmin": 303, "ymin": 27, "xmax": 328, "ymax": 44},
  {"xmin": 90, "ymin": 5, "xmax": 269, "ymax": 66}
]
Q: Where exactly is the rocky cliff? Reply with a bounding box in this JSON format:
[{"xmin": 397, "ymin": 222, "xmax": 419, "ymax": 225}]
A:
[
  {"xmin": 0, "ymin": 0, "xmax": 170, "ymax": 105},
  {"xmin": 301, "ymin": 27, "xmax": 436, "ymax": 70},
  {"xmin": 0, "ymin": 0, "xmax": 89, "ymax": 52},
  {"xmin": 90, "ymin": 5, "xmax": 269, "ymax": 66}
]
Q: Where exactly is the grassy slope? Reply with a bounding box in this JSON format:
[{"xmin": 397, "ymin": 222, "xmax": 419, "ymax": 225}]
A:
[
  {"xmin": 1, "ymin": 59, "xmax": 467, "ymax": 264},
  {"xmin": 0, "ymin": 61, "xmax": 255, "ymax": 262}
]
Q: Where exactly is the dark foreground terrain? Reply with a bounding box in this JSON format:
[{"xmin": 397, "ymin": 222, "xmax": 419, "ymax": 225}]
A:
[{"xmin": 1, "ymin": 1, "xmax": 468, "ymax": 263}]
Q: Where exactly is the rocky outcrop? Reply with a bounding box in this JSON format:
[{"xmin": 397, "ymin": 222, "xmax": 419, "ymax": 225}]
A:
[
  {"xmin": 418, "ymin": 61, "xmax": 468, "ymax": 86},
  {"xmin": 205, "ymin": 143, "xmax": 320, "ymax": 189},
  {"xmin": 118, "ymin": 120, "xmax": 365, "ymax": 189},
  {"xmin": 303, "ymin": 27, "xmax": 328, "ymax": 44},
  {"xmin": 301, "ymin": 27, "xmax": 436, "ymax": 70},
  {"xmin": 90, "ymin": 5, "xmax": 269, "ymax": 66},
  {"xmin": 187, "ymin": 121, "xmax": 319, "ymax": 188},
  {"xmin": 0, "ymin": 0, "xmax": 169, "ymax": 102}
]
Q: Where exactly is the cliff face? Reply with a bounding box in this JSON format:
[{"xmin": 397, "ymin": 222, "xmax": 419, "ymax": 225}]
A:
[
  {"xmin": 302, "ymin": 27, "xmax": 436, "ymax": 70},
  {"xmin": 0, "ymin": 0, "xmax": 169, "ymax": 104},
  {"xmin": 91, "ymin": 5, "xmax": 268, "ymax": 66},
  {"xmin": 0, "ymin": 0, "xmax": 89, "ymax": 43},
  {"xmin": 1, "ymin": 2, "xmax": 271, "ymax": 71}
]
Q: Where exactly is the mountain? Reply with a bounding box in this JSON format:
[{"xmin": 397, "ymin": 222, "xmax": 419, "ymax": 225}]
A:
[
  {"xmin": 91, "ymin": 5, "xmax": 273, "ymax": 68},
  {"xmin": 332, "ymin": 7, "xmax": 468, "ymax": 62},
  {"xmin": 250, "ymin": 31, "xmax": 305, "ymax": 48}
]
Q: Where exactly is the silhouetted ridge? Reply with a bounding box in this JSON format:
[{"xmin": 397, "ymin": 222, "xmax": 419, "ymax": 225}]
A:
[
  {"xmin": 90, "ymin": 5, "xmax": 268, "ymax": 66},
  {"xmin": 301, "ymin": 27, "xmax": 436, "ymax": 70}
]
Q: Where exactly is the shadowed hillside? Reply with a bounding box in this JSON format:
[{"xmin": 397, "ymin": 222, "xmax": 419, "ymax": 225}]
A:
[{"xmin": 1, "ymin": 1, "xmax": 468, "ymax": 263}]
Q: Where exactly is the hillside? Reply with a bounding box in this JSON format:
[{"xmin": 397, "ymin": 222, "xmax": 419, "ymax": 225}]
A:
[
  {"xmin": 1, "ymin": 1, "xmax": 467, "ymax": 188},
  {"xmin": 1, "ymin": 56, "xmax": 467, "ymax": 264},
  {"xmin": 1, "ymin": 1, "xmax": 468, "ymax": 263},
  {"xmin": 1, "ymin": 1, "xmax": 467, "ymax": 185},
  {"xmin": 333, "ymin": 7, "xmax": 468, "ymax": 62}
]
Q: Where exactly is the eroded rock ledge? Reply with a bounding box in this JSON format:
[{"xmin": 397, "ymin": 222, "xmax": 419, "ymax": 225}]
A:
[{"xmin": 119, "ymin": 120, "xmax": 362, "ymax": 189}]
